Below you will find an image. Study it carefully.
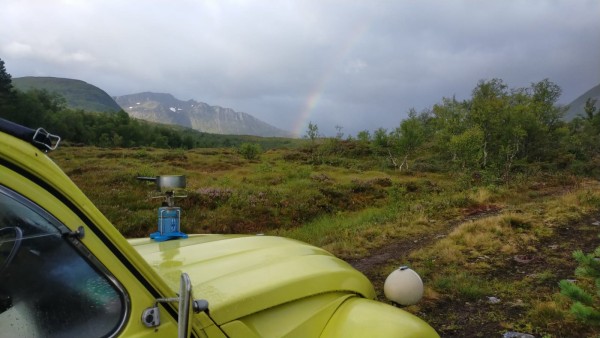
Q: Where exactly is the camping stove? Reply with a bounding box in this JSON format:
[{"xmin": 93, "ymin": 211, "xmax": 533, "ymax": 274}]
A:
[{"xmin": 137, "ymin": 175, "xmax": 188, "ymax": 242}]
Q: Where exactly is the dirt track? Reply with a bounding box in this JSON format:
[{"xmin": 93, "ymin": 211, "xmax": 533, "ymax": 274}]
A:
[
  {"xmin": 348, "ymin": 205, "xmax": 503, "ymax": 294},
  {"xmin": 347, "ymin": 207, "xmax": 600, "ymax": 337}
]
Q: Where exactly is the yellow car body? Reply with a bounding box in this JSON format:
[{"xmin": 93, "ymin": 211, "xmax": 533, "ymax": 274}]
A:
[{"xmin": 0, "ymin": 119, "xmax": 439, "ymax": 337}]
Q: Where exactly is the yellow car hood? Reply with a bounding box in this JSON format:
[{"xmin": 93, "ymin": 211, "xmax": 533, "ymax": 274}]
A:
[{"xmin": 129, "ymin": 234, "xmax": 375, "ymax": 325}]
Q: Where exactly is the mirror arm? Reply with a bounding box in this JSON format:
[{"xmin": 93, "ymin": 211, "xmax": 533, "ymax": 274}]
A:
[{"xmin": 141, "ymin": 273, "xmax": 208, "ymax": 338}]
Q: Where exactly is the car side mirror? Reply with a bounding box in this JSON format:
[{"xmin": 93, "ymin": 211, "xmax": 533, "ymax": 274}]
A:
[
  {"xmin": 178, "ymin": 273, "xmax": 193, "ymax": 338},
  {"xmin": 142, "ymin": 273, "xmax": 209, "ymax": 338}
]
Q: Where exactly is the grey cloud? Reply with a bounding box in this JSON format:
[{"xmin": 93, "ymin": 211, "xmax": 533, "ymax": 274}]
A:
[{"xmin": 1, "ymin": 0, "xmax": 599, "ymax": 136}]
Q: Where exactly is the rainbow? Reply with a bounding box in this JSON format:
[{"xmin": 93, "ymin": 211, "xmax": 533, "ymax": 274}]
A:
[{"xmin": 292, "ymin": 23, "xmax": 368, "ymax": 137}]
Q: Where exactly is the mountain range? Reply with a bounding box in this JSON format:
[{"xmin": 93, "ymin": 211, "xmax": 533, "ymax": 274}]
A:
[
  {"xmin": 12, "ymin": 76, "xmax": 600, "ymax": 136},
  {"xmin": 115, "ymin": 92, "xmax": 292, "ymax": 137},
  {"xmin": 12, "ymin": 76, "xmax": 292, "ymax": 138}
]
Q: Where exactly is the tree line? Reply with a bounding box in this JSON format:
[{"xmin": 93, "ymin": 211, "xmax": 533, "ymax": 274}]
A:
[{"xmin": 306, "ymin": 78, "xmax": 600, "ymax": 181}]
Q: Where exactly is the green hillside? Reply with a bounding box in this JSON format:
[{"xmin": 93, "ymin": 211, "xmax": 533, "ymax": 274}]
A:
[{"xmin": 13, "ymin": 76, "xmax": 121, "ymax": 113}]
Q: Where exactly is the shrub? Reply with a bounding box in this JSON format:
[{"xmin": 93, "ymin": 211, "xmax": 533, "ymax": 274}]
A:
[
  {"xmin": 238, "ymin": 143, "xmax": 262, "ymax": 160},
  {"xmin": 560, "ymin": 248, "xmax": 600, "ymax": 325}
]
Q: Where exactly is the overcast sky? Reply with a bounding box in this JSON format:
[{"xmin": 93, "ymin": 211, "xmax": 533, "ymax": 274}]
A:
[{"xmin": 2, "ymin": 0, "xmax": 599, "ymax": 136}]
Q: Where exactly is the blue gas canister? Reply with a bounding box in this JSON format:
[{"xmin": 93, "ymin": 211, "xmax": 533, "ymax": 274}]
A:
[
  {"xmin": 158, "ymin": 207, "xmax": 180, "ymax": 233},
  {"xmin": 150, "ymin": 206, "xmax": 188, "ymax": 241}
]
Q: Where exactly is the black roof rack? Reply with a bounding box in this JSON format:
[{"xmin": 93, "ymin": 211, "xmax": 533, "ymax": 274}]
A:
[{"xmin": 0, "ymin": 118, "xmax": 61, "ymax": 151}]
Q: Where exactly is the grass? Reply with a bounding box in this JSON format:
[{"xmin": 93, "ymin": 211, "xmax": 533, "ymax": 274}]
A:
[
  {"xmin": 433, "ymin": 272, "xmax": 492, "ymax": 301},
  {"xmin": 406, "ymin": 179, "xmax": 600, "ymax": 337},
  {"xmin": 49, "ymin": 145, "xmax": 600, "ymax": 336}
]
